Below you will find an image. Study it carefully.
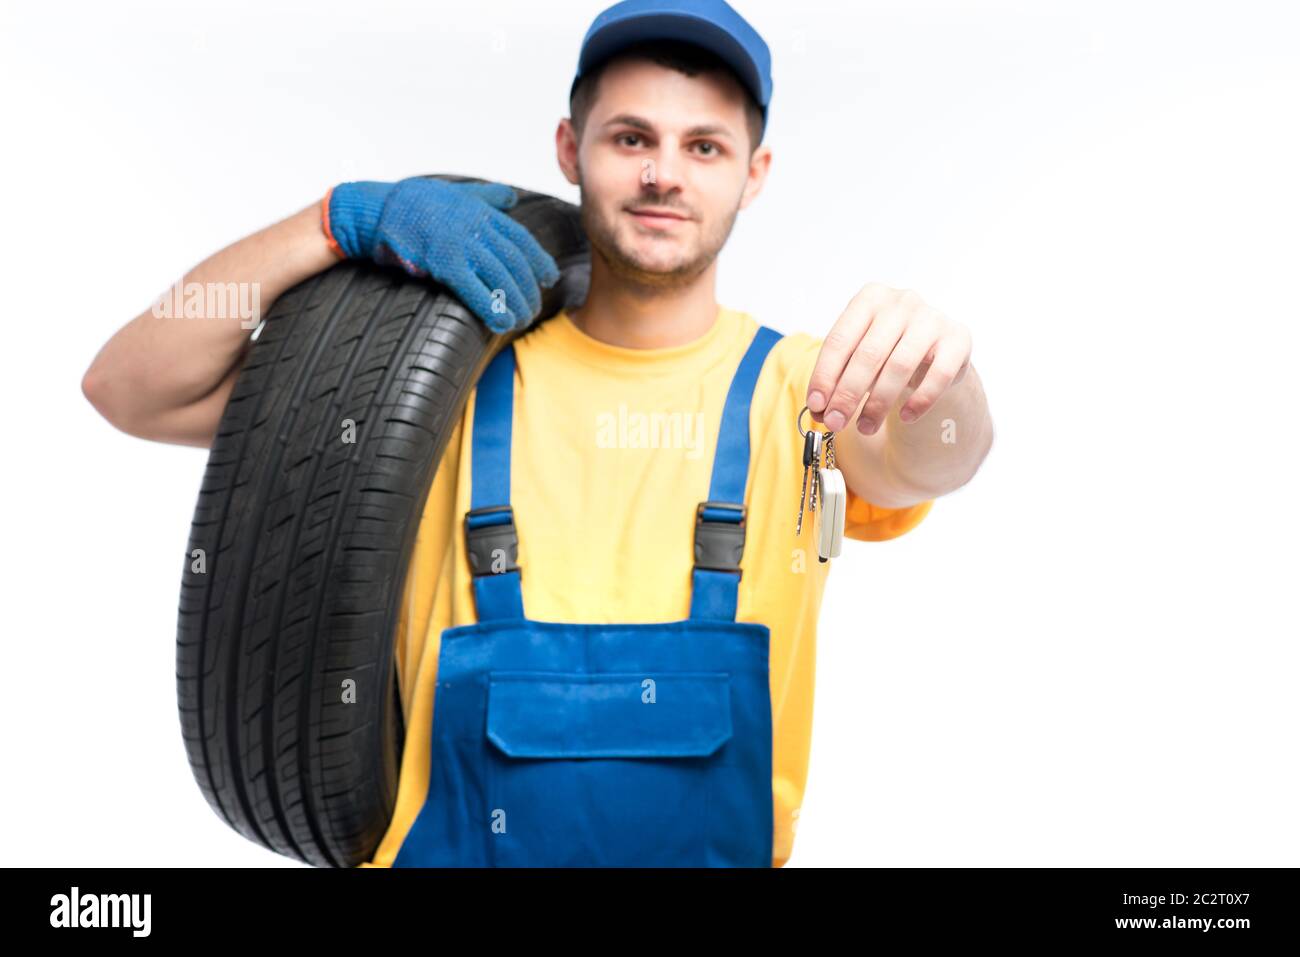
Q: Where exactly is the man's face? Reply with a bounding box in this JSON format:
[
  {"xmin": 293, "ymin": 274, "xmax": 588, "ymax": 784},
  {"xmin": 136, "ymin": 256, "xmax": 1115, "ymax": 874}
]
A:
[{"xmin": 566, "ymin": 56, "xmax": 761, "ymax": 289}]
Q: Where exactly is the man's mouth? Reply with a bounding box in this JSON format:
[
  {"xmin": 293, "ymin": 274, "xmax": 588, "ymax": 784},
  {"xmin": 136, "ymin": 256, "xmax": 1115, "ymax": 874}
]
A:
[{"xmin": 627, "ymin": 207, "xmax": 690, "ymax": 225}]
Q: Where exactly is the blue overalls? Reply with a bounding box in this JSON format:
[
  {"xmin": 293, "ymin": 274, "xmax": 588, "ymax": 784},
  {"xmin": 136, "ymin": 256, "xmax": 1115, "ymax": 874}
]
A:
[{"xmin": 392, "ymin": 324, "xmax": 785, "ymax": 867}]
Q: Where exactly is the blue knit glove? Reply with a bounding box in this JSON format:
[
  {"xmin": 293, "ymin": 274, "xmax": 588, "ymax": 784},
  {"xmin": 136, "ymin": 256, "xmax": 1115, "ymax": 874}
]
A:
[{"xmin": 323, "ymin": 177, "xmax": 561, "ymax": 333}]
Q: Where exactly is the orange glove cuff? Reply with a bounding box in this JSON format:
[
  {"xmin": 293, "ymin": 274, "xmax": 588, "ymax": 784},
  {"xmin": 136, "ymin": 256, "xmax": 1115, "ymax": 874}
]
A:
[{"xmin": 320, "ymin": 186, "xmax": 346, "ymax": 260}]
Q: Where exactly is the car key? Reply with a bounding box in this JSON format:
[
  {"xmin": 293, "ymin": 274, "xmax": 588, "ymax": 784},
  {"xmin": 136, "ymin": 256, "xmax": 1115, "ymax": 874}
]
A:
[{"xmin": 796, "ymin": 426, "xmax": 821, "ymax": 535}]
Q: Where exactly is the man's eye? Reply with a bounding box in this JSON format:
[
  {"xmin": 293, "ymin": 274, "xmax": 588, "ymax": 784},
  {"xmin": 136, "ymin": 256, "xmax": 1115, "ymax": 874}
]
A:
[
  {"xmin": 695, "ymin": 142, "xmax": 719, "ymax": 156},
  {"xmin": 616, "ymin": 133, "xmax": 643, "ymax": 147}
]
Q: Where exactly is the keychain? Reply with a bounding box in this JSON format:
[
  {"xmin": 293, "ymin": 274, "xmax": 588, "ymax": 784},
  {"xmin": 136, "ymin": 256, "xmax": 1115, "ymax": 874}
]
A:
[
  {"xmin": 816, "ymin": 431, "xmax": 846, "ymax": 562},
  {"xmin": 796, "ymin": 406, "xmax": 846, "ymax": 562}
]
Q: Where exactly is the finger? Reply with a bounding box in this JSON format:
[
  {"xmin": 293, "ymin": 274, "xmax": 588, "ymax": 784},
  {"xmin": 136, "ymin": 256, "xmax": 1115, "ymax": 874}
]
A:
[
  {"xmin": 806, "ymin": 283, "xmax": 892, "ymax": 421},
  {"xmin": 491, "ymin": 214, "xmax": 561, "ymax": 287},
  {"xmin": 445, "ymin": 267, "xmax": 514, "ymax": 333},
  {"xmin": 482, "ymin": 227, "xmax": 543, "ymax": 319},
  {"xmin": 469, "ymin": 248, "xmax": 533, "ymax": 330},
  {"xmin": 458, "ymin": 182, "xmax": 518, "ymax": 210},
  {"xmin": 857, "ymin": 316, "xmax": 940, "ymax": 434},
  {"xmin": 819, "ymin": 296, "xmax": 915, "ymax": 432},
  {"xmin": 898, "ymin": 332, "xmax": 971, "ymax": 423}
]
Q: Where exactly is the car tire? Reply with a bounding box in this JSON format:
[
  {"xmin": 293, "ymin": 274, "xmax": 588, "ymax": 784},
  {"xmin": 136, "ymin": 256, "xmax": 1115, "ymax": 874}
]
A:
[{"xmin": 176, "ymin": 174, "xmax": 589, "ymax": 867}]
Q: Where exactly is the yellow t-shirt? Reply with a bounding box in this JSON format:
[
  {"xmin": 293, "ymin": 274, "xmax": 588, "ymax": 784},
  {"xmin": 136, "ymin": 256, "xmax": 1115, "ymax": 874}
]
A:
[{"xmin": 358, "ymin": 304, "xmax": 933, "ymax": 868}]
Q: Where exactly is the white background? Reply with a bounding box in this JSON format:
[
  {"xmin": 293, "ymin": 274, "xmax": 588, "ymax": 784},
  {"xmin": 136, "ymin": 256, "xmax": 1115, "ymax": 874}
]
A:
[{"xmin": 1, "ymin": 0, "xmax": 1296, "ymax": 867}]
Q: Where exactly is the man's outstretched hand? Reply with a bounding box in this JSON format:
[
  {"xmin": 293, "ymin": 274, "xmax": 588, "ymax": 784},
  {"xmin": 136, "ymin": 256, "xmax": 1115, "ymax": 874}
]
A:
[
  {"xmin": 807, "ymin": 283, "xmax": 990, "ymax": 509},
  {"xmin": 807, "ymin": 282, "xmax": 973, "ymax": 435}
]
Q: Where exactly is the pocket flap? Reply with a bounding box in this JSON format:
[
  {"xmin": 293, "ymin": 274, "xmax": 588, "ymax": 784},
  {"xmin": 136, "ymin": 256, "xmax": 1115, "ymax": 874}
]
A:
[{"xmin": 486, "ymin": 672, "xmax": 733, "ymax": 758}]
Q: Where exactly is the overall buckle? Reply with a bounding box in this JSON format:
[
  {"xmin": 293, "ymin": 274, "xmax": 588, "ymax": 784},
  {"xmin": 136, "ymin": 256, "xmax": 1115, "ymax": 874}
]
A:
[
  {"xmin": 464, "ymin": 505, "xmax": 520, "ymax": 576},
  {"xmin": 693, "ymin": 501, "xmax": 746, "ymax": 576}
]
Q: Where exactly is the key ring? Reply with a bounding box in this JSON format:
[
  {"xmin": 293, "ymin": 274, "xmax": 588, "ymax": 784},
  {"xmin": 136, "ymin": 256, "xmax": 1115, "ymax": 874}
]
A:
[
  {"xmin": 797, "ymin": 405, "xmax": 813, "ymax": 438},
  {"xmin": 798, "ymin": 405, "xmax": 837, "ymax": 438}
]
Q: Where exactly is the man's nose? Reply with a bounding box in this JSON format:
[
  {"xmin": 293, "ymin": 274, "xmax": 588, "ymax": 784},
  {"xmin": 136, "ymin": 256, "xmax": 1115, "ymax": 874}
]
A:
[{"xmin": 643, "ymin": 139, "xmax": 684, "ymax": 193}]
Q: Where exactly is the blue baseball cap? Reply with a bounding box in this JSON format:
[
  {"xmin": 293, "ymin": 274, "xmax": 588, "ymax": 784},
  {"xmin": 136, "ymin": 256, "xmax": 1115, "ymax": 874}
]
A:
[{"xmin": 570, "ymin": 0, "xmax": 773, "ymax": 142}]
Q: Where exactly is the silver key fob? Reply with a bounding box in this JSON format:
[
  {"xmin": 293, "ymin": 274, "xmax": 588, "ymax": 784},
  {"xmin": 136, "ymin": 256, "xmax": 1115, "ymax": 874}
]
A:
[{"xmin": 815, "ymin": 467, "xmax": 846, "ymax": 561}]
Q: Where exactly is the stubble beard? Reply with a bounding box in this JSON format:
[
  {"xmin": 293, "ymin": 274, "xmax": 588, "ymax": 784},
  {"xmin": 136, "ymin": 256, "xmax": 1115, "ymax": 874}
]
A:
[{"xmin": 576, "ymin": 172, "xmax": 740, "ymax": 295}]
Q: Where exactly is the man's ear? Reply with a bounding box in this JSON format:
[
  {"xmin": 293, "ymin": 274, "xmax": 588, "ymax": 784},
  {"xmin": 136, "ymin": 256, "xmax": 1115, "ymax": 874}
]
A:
[
  {"xmin": 556, "ymin": 118, "xmax": 581, "ymax": 186},
  {"xmin": 739, "ymin": 144, "xmax": 773, "ymax": 211}
]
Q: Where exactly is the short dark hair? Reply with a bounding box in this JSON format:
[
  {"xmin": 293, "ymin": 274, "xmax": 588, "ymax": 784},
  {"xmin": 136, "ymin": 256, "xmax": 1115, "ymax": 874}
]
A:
[{"xmin": 569, "ymin": 38, "xmax": 764, "ymax": 156}]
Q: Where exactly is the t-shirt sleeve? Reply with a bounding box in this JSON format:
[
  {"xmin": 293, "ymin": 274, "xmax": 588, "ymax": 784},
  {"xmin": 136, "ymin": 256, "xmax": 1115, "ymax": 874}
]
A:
[
  {"xmin": 843, "ymin": 490, "xmax": 932, "ymax": 542},
  {"xmin": 781, "ymin": 331, "xmax": 933, "ymax": 543}
]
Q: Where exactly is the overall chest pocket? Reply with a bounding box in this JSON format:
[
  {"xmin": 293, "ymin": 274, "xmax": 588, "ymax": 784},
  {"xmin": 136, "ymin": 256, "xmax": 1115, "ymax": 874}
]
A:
[{"xmin": 483, "ymin": 671, "xmax": 733, "ymax": 867}]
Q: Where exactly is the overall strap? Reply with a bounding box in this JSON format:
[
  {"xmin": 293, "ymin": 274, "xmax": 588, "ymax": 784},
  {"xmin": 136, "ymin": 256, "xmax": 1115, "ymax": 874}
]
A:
[
  {"xmin": 465, "ymin": 345, "xmax": 525, "ymax": 621},
  {"xmin": 465, "ymin": 325, "xmax": 785, "ymax": 624},
  {"xmin": 689, "ymin": 325, "xmax": 784, "ymax": 622}
]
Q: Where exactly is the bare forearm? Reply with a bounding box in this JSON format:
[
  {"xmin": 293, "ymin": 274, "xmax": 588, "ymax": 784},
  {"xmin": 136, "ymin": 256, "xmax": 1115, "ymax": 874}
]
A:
[{"xmin": 82, "ymin": 197, "xmax": 338, "ymax": 442}]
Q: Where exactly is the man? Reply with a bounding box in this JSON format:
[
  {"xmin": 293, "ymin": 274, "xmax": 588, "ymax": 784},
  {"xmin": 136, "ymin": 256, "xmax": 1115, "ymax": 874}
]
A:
[{"xmin": 83, "ymin": 0, "xmax": 992, "ymax": 867}]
